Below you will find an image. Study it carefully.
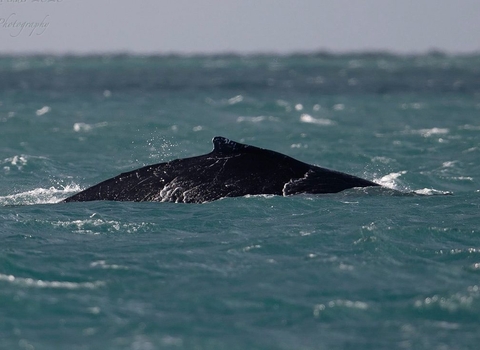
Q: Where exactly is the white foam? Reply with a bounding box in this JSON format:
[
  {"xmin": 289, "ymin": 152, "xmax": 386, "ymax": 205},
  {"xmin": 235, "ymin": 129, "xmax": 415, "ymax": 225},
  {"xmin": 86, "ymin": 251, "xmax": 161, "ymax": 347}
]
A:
[
  {"xmin": 373, "ymin": 172, "xmax": 452, "ymax": 195},
  {"xmin": 375, "ymin": 171, "xmax": 407, "ymax": 190},
  {"xmin": 0, "ymin": 184, "xmax": 82, "ymax": 206},
  {"xmin": 35, "ymin": 106, "xmax": 51, "ymax": 116},
  {"xmin": 52, "ymin": 218, "xmax": 154, "ymax": 234},
  {"xmin": 413, "ymin": 188, "xmax": 452, "ymax": 195},
  {"xmin": 409, "ymin": 127, "xmax": 450, "ymax": 137},
  {"xmin": 2, "ymin": 155, "xmax": 28, "ymax": 172},
  {"xmin": 299, "ymin": 114, "xmax": 334, "ymax": 126},
  {"xmin": 228, "ymin": 95, "xmax": 243, "ymax": 105},
  {"xmin": 313, "ymin": 299, "xmax": 368, "ymax": 317},
  {"xmin": 0, "ymin": 273, "xmax": 105, "ymax": 289},
  {"xmin": 90, "ymin": 260, "xmax": 128, "ymax": 270},
  {"xmin": 236, "ymin": 115, "xmax": 279, "ymax": 123},
  {"xmin": 73, "ymin": 122, "xmax": 108, "ymax": 132}
]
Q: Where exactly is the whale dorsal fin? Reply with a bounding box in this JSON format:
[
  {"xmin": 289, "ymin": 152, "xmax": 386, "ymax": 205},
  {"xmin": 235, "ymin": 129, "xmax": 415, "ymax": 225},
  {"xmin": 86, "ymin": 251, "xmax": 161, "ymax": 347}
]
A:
[{"xmin": 212, "ymin": 136, "xmax": 250, "ymax": 154}]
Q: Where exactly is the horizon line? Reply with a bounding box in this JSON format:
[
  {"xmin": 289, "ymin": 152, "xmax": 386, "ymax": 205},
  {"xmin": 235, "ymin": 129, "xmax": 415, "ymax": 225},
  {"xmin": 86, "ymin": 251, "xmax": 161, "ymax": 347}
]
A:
[{"xmin": 1, "ymin": 48, "xmax": 479, "ymax": 58}]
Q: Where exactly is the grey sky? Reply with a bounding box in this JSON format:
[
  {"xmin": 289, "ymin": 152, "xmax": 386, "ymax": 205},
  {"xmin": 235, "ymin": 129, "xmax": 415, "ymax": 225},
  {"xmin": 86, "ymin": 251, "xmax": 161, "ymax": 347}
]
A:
[{"xmin": 0, "ymin": 0, "xmax": 479, "ymax": 54}]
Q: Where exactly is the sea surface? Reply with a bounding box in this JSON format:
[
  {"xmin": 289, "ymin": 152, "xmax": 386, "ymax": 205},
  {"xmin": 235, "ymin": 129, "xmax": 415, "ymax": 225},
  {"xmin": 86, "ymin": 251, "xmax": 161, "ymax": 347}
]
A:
[{"xmin": 1, "ymin": 53, "xmax": 480, "ymax": 350}]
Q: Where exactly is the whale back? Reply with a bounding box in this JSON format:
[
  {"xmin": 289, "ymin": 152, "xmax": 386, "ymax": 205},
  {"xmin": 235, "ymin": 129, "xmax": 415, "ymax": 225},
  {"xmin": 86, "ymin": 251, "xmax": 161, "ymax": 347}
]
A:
[{"xmin": 63, "ymin": 137, "xmax": 378, "ymax": 203}]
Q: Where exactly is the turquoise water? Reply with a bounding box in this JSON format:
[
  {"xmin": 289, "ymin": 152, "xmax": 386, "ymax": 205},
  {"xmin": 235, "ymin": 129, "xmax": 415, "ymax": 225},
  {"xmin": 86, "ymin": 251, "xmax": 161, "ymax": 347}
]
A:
[{"xmin": 1, "ymin": 53, "xmax": 480, "ymax": 349}]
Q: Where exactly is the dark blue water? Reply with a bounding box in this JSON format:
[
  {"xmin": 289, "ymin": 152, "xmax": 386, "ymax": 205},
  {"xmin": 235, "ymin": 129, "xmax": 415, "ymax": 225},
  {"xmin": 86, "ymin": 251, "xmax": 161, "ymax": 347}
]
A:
[{"xmin": 1, "ymin": 53, "xmax": 480, "ymax": 349}]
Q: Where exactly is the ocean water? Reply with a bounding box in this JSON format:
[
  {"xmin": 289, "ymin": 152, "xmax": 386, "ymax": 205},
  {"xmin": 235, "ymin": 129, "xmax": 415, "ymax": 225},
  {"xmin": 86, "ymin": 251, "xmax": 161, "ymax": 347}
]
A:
[{"xmin": 1, "ymin": 53, "xmax": 480, "ymax": 349}]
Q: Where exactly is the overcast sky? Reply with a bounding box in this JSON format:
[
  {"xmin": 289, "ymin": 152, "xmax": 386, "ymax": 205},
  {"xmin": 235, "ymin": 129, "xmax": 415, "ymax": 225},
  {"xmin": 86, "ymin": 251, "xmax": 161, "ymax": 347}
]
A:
[{"xmin": 0, "ymin": 0, "xmax": 479, "ymax": 54}]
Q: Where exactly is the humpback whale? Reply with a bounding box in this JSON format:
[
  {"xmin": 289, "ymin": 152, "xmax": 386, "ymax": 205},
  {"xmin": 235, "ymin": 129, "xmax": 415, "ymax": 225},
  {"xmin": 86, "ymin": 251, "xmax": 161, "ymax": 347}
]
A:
[{"xmin": 63, "ymin": 136, "xmax": 379, "ymax": 203}]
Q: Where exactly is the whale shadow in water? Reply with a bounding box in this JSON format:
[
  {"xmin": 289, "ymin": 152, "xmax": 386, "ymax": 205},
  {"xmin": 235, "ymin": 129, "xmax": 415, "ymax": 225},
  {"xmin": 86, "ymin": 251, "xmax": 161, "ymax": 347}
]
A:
[{"xmin": 63, "ymin": 136, "xmax": 380, "ymax": 204}]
